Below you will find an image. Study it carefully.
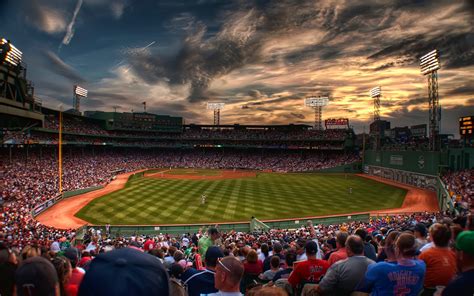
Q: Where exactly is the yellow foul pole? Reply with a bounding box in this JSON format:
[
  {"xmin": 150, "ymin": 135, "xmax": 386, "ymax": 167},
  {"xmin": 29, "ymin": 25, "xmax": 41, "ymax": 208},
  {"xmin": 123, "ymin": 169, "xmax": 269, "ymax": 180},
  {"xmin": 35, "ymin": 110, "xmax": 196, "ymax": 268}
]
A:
[{"xmin": 58, "ymin": 107, "xmax": 63, "ymax": 193}]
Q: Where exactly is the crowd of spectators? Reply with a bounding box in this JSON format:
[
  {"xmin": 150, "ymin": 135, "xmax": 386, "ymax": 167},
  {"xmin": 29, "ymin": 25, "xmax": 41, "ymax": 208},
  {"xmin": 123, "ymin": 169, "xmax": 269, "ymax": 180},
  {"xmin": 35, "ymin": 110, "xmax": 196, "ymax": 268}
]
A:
[
  {"xmin": 442, "ymin": 170, "xmax": 473, "ymax": 213},
  {"xmin": 44, "ymin": 116, "xmax": 108, "ymax": 136},
  {"xmin": 3, "ymin": 130, "xmax": 348, "ymax": 149},
  {"xmin": 1, "ymin": 212, "xmax": 473, "ymax": 296},
  {"xmin": 17, "ymin": 115, "xmax": 351, "ymax": 142}
]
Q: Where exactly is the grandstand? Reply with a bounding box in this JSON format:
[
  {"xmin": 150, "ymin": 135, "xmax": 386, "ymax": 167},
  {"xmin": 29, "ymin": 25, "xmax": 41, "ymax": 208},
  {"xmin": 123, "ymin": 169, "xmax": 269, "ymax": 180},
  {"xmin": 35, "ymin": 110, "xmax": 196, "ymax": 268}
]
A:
[{"xmin": 1, "ymin": 15, "xmax": 473, "ymax": 295}]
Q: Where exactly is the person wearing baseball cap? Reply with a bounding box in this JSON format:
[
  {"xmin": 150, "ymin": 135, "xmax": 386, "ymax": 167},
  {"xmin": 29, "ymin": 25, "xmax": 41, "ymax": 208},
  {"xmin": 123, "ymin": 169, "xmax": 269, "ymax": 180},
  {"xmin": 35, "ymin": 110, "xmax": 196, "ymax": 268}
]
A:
[
  {"xmin": 78, "ymin": 247, "xmax": 169, "ymax": 296},
  {"xmin": 288, "ymin": 240, "xmax": 329, "ymax": 289},
  {"xmin": 182, "ymin": 246, "xmax": 224, "ymax": 296},
  {"xmin": 15, "ymin": 256, "xmax": 60, "ymax": 296},
  {"xmin": 442, "ymin": 231, "xmax": 474, "ymax": 296}
]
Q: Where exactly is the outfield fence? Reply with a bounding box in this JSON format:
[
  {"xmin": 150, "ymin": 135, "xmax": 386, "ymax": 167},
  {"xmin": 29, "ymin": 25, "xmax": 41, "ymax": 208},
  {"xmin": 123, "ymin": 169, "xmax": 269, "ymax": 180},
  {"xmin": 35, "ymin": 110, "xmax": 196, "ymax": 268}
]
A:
[{"xmin": 85, "ymin": 213, "xmax": 370, "ymax": 237}]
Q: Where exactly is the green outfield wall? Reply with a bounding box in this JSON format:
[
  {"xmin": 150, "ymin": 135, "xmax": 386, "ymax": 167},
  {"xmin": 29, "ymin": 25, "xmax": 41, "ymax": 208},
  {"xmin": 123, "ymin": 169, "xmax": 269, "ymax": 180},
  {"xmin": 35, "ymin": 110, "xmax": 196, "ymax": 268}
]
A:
[
  {"xmin": 87, "ymin": 213, "xmax": 370, "ymax": 236},
  {"xmin": 447, "ymin": 148, "xmax": 474, "ymax": 170},
  {"xmin": 364, "ymin": 150, "xmax": 448, "ymax": 175}
]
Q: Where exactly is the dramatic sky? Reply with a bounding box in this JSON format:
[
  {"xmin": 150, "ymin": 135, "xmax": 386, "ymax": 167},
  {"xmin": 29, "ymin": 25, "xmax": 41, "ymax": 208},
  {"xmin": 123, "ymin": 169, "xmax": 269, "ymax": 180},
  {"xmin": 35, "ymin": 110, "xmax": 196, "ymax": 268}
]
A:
[{"xmin": 1, "ymin": 0, "xmax": 473, "ymax": 134}]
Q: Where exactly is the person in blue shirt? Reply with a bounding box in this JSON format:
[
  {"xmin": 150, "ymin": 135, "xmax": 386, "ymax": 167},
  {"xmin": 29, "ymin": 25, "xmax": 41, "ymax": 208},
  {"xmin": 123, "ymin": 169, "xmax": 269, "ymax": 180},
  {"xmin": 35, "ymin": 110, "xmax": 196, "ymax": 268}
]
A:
[
  {"xmin": 182, "ymin": 246, "xmax": 224, "ymax": 296},
  {"xmin": 357, "ymin": 233, "xmax": 426, "ymax": 296}
]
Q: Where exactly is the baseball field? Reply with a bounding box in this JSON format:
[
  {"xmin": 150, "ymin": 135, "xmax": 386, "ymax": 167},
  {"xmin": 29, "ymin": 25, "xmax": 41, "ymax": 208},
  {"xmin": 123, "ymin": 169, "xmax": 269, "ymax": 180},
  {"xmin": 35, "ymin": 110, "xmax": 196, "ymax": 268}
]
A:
[{"xmin": 74, "ymin": 169, "xmax": 407, "ymax": 225}]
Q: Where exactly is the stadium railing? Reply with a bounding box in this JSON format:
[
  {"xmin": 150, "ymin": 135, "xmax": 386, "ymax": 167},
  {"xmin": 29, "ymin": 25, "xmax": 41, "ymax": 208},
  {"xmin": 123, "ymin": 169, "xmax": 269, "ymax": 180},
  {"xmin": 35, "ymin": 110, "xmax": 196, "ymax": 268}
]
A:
[{"xmin": 436, "ymin": 177, "xmax": 455, "ymax": 213}]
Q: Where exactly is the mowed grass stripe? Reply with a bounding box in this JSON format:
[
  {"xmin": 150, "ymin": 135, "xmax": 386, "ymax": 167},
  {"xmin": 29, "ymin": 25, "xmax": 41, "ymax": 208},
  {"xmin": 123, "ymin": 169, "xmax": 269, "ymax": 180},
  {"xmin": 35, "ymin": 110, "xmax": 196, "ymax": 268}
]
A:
[{"xmin": 75, "ymin": 171, "xmax": 406, "ymax": 225}]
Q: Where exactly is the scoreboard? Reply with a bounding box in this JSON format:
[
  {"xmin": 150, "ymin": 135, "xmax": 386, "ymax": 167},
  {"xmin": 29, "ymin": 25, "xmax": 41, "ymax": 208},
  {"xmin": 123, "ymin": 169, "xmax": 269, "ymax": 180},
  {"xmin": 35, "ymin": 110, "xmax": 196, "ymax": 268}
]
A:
[
  {"xmin": 459, "ymin": 116, "xmax": 474, "ymax": 138},
  {"xmin": 325, "ymin": 118, "xmax": 349, "ymax": 129}
]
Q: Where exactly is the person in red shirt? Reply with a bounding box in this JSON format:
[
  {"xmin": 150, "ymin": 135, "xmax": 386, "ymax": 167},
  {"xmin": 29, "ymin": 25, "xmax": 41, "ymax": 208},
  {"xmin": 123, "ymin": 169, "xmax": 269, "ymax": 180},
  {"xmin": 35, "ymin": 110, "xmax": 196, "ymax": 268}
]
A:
[
  {"xmin": 243, "ymin": 249, "xmax": 263, "ymax": 275},
  {"xmin": 64, "ymin": 247, "xmax": 85, "ymax": 296},
  {"xmin": 328, "ymin": 231, "xmax": 348, "ymax": 266},
  {"xmin": 143, "ymin": 237, "xmax": 155, "ymax": 252},
  {"xmin": 288, "ymin": 240, "xmax": 329, "ymax": 288}
]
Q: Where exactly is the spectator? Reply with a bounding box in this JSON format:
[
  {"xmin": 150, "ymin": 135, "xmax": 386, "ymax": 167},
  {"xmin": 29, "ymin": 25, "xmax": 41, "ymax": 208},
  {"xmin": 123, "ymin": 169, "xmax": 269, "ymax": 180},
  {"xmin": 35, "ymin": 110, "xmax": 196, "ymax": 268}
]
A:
[
  {"xmin": 164, "ymin": 245, "xmax": 177, "ymax": 268},
  {"xmin": 169, "ymin": 263, "xmax": 187, "ymax": 296},
  {"xmin": 182, "ymin": 246, "xmax": 224, "ymax": 296},
  {"xmin": 376, "ymin": 231, "xmax": 400, "ymax": 263},
  {"xmin": 316, "ymin": 235, "xmax": 375, "ymax": 296},
  {"xmin": 358, "ymin": 233, "xmax": 426, "ymax": 296},
  {"xmin": 260, "ymin": 256, "xmax": 282, "ymax": 281},
  {"xmin": 0, "ymin": 246, "xmax": 17, "ymax": 296},
  {"xmin": 419, "ymin": 223, "xmax": 457, "ymax": 295},
  {"xmin": 414, "ymin": 223, "xmax": 429, "ymax": 250},
  {"xmin": 243, "ymin": 249, "xmax": 263, "ymax": 276},
  {"xmin": 355, "ymin": 228, "xmax": 377, "ymax": 261},
  {"xmin": 199, "ymin": 227, "xmax": 220, "ymax": 257},
  {"xmin": 63, "ymin": 247, "xmax": 84, "ymax": 296},
  {"xmin": 272, "ymin": 251, "xmax": 297, "ymax": 282},
  {"xmin": 258, "ymin": 243, "xmax": 270, "ymax": 263},
  {"xmin": 212, "ymin": 256, "xmax": 244, "ymax": 296},
  {"xmin": 442, "ymin": 231, "xmax": 474, "ymax": 296},
  {"xmin": 328, "ymin": 231, "xmax": 348, "ymax": 266},
  {"xmin": 15, "ymin": 256, "xmax": 60, "ymax": 296},
  {"xmin": 52, "ymin": 256, "xmax": 73, "ymax": 296},
  {"xmin": 263, "ymin": 242, "xmax": 283, "ymax": 271},
  {"xmin": 288, "ymin": 241, "xmax": 329, "ymax": 288},
  {"xmin": 78, "ymin": 248, "xmax": 169, "ymax": 296}
]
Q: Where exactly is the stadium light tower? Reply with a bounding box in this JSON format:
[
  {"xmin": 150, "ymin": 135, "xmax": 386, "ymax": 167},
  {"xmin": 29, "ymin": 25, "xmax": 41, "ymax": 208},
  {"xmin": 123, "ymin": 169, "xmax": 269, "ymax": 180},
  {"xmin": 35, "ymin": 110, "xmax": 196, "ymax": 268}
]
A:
[
  {"xmin": 305, "ymin": 97, "xmax": 329, "ymax": 130},
  {"xmin": 73, "ymin": 85, "xmax": 88, "ymax": 113},
  {"xmin": 420, "ymin": 49, "xmax": 441, "ymax": 151},
  {"xmin": 370, "ymin": 86, "xmax": 382, "ymax": 122},
  {"xmin": 0, "ymin": 38, "xmax": 22, "ymax": 67},
  {"xmin": 207, "ymin": 102, "xmax": 225, "ymax": 126}
]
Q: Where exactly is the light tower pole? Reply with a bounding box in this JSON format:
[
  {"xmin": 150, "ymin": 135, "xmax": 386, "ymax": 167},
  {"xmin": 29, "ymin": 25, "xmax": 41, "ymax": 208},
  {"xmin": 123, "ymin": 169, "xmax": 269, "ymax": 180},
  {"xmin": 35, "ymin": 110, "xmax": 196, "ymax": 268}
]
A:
[
  {"xmin": 370, "ymin": 86, "xmax": 382, "ymax": 150},
  {"xmin": 304, "ymin": 97, "xmax": 329, "ymax": 130},
  {"xmin": 420, "ymin": 49, "xmax": 441, "ymax": 151},
  {"xmin": 207, "ymin": 102, "xmax": 225, "ymax": 126},
  {"xmin": 370, "ymin": 86, "xmax": 381, "ymax": 122},
  {"xmin": 73, "ymin": 85, "xmax": 88, "ymax": 113}
]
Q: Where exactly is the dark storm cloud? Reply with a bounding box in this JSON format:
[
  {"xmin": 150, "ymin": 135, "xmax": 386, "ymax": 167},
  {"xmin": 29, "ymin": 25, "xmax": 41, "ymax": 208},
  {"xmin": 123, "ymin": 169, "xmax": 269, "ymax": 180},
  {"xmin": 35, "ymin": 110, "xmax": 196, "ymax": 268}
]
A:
[
  {"xmin": 126, "ymin": 0, "xmax": 333, "ymax": 102},
  {"xmin": 398, "ymin": 97, "xmax": 426, "ymax": 106},
  {"xmin": 446, "ymin": 85, "xmax": 474, "ymax": 96},
  {"xmin": 43, "ymin": 50, "xmax": 87, "ymax": 83},
  {"xmin": 248, "ymin": 90, "xmax": 263, "ymax": 99},
  {"xmin": 368, "ymin": 33, "xmax": 474, "ymax": 69}
]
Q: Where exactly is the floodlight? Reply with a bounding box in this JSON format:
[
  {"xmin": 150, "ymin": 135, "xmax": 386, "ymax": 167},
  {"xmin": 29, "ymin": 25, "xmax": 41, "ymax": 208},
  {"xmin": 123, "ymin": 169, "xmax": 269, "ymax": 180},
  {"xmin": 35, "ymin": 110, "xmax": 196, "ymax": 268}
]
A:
[
  {"xmin": 206, "ymin": 102, "xmax": 225, "ymax": 110},
  {"xmin": 420, "ymin": 49, "xmax": 440, "ymax": 75},
  {"xmin": 74, "ymin": 85, "xmax": 88, "ymax": 97},
  {"xmin": 370, "ymin": 86, "xmax": 381, "ymax": 98},
  {"xmin": 304, "ymin": 97, "xmax": 329, "ymax": 107},
  {"xmin": 1, "ymin": 38, "xmax": 23, "ymax": 66},
  {"xmin": 419, "ymin": 49, "xmax": 441, "ymax": 151},
  {"xmin": 207, "ymin": 102, "xmax": 225, "ymax": 126},
  {"xmin": 305, "ymin": 96, "xmax": 329, "ymax": 130}
]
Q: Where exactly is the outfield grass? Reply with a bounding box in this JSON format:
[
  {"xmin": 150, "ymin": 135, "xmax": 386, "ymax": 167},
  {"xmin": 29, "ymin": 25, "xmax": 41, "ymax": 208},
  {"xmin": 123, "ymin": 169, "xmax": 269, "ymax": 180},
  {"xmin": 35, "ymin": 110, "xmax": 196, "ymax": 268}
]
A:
[{"xmin": 75, "ymin": 170, "xmax": 406, "ymax": 225}]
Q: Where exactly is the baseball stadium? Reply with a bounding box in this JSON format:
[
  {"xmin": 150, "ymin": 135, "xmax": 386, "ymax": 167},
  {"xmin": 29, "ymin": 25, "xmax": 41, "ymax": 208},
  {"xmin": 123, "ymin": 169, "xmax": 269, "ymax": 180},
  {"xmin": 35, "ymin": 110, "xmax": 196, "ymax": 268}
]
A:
[{"xmin": 1, "ymin": 1, "xmax": 474, "ymax": 295}]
